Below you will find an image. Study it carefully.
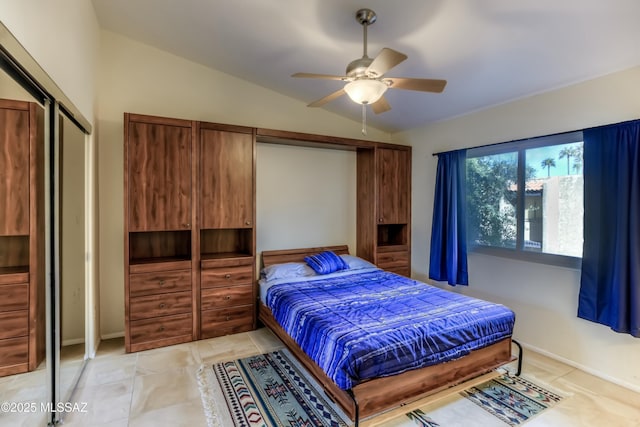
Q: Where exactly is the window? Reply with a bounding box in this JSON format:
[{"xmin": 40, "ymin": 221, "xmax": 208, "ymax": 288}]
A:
[{"xmin": 466, "ymin": 132, "xmax": 583, "ymax": 266}]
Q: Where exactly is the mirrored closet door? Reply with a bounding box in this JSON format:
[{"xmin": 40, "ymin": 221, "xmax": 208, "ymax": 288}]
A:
[
  {"xmin": 1, "ymin": 22, "xmax": 92, "ymax": 426},
  {"xmin": 0, "ymin": 61, "xmax": 49, "ymax": 427},
  {"xmin": 57, "ymin": 109, "xmax": 88, "ymax": 414}
]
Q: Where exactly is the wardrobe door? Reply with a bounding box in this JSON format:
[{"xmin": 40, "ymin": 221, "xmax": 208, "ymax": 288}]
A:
[
  {"xmin": 376, "ymin": 147, "xmax": 410, "ymax": 225},
  {"xmin": 0, "ymin": 102, "xmax": 30, "ymax": 236},
  {"xmin": 127, "ymin": 117, "xmax": 192, "ymax": 232},
  {"xmin": 200, "ymin": 128, "xmax": 254, "ymax": 229}
]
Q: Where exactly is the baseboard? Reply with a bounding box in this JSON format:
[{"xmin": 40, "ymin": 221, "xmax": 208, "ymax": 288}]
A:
[
  {"xmin": 518, "ymin": 340, "xmax": 640, "ymax": 393},
  {"xmin": 62, "ymin": 338, "xmax": 86, "ymax": 346},
  {"xmin": 100, "ymin": 331, "xmax": 125, "ymax": 340}
]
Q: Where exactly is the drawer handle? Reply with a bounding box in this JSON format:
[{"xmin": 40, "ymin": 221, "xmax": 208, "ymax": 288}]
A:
[
  {"xmin": 378, "ymin": 218, "xmax": 384, "ymax": 222},
  {"xmin": 225, "ymin": 296, "xmax": 231, "ymax": 300},
  {"xmin": 159, "ymin": 303, "xmax": 166, "ymax": 309},
  {"xmin": 183, "ymin": 223, "xmax": 190, "ymax": 228},
  {"xmin": 224, "ymin": 274, "xmax": 231, "ymax": 279},
  {"xmin": 245, "ymin": 220, "xmax": 251, "ymax": 226},
  {"xmin": 225, "ymin": 316, "xmax": 231, "ymax": 321}
]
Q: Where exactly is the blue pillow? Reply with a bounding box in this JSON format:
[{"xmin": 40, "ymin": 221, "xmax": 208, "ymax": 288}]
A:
[
  {"xmin": 340, "ymin": 254, "xmax": 376, "ymax": 270},
  {"xmin": 304, "ymin": 251, "xmax": 349, "ymax": 275},
  {"xmin": 261, "ymin": 262, "xmax": 316, "ymax": 282}
]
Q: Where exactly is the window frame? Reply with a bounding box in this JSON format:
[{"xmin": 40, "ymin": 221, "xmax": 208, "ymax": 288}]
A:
[{"xmin": 466, "ymin": 131, "xmax": 584, "ymax": 270}]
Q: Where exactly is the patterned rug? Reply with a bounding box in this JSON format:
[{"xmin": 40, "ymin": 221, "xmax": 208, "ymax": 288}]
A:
[
  {"xmin": 394, "ymin": 374, "xmax": 564, "ymax": 427},
  {"xmin": 197, "ymin": 350, "xmax": 564, "ymax": 427},
  {"xmin": 197, "ymin": 349, "xmax": 351, "ymax": 427}
]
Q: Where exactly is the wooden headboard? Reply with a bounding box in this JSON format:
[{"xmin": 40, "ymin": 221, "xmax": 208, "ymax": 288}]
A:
[{"xmin": 261, "ymin": 245, "xmax": 349, "ymax": 267}]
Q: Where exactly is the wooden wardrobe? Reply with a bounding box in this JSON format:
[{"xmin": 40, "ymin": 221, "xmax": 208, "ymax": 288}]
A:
[
  {"xmin": 357, "ymin": 146, "xmax": 412, "ymax": 276},
  {"xmin": 0, "ymin": 99, "xmax": 46, "ymax": 376},
  {"xmin": 124, "ymin": 114, "xmax": 256, "ymax": 353}
]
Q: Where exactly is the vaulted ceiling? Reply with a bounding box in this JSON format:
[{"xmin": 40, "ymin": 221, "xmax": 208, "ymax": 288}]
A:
[{"xmin": 92, "ymin": 0, "xmax": 640, "ymax": 132}]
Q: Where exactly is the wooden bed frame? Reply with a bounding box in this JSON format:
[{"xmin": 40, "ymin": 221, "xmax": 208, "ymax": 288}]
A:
[{"xmin": 258, "ymin": 245, "xmax": 514, "ymax": 423}]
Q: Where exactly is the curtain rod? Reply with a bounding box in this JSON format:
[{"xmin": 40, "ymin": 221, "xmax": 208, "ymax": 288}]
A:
[
  {"xmin": 431, "ymin": 117, "xmax": 640, "ymax": 157},
  {"xmin": 431, "ymin": 128, "xmax": 579, "ymax": 157}
]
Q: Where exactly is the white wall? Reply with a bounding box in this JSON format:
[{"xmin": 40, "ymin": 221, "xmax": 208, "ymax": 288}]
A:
[
  {"xmin": 97, "ymin": 30, "xmax": 388, "ymax": 337},
  {"xmin": 397, "ymin": 66, "xmax": 640, "ymax": 390},
  {"xmin": 256, "ymin": 144, "xmax": 357, "ymax": 254}
]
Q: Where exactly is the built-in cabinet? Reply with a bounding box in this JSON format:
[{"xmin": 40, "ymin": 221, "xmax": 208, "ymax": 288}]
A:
[
  {"xmin": 0, "ymin": 99, "xmax": 45, "ymax": 376},
  {"xmin": 198, "ymin": 122, "xmax": 256, "ymax": 340},
  {"xmin": 124, "ymin": 114, "xmax": 410, "ymax": 352},
  {"xmin": 357, "ymin": 145, "xmax": 411, "ymax": 276},
  {"xmin": 125, "ymin": 114, "xmax": 197, "ymax": 352},
  {"xmin": 124, "ymin": 114, "xmax": 256, "ymax": 353}
]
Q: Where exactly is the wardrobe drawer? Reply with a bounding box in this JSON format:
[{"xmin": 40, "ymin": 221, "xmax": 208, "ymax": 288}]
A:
[
  {"xmin": 0, "ymin": 310, "xmax": 28, "ymax": 339},
  {"xmin": 376, "ymin": 251, "xmax": 409, "ymax": 270},
  {"xmin": 385, "ymin": 266, "xmax": 410, "ymax": 277},
  {"xmin": 0, "ymin": 336, "xmax": 28, "ymax": 368},
  {"xmin": 200, "ymin": 256, "xmax": 253, "ymax": 269},
  {"xmin": 0, "ymin": 272, "xmax": 29, "ymax": 285},
  {"xmin": 201, "ymin": 285, "xmax": 253, "ymax": 310},
  {"xmin": 201, "ymin": 305, "xmax": 254, "ymax": 339},
  {"xmin": 129, "ymin": 291, "xmax": 192, "ymax": 321},
  {"xmin": 129, "ymin": 269, "xmax": 191, "ymax": 297},
  {"xmin": 0, "ymin": 283, "xmax": 28, "ymax": 312},
  {"xmin": 129, "ymin": 313, "xmax": 192, "ymax": 345},
  {"xmin": 201, "ymin": 265, "xmax": 253, "ymax": 288}
]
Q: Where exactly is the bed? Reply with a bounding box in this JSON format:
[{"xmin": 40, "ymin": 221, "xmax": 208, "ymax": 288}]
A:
[{"xmin": 258, "ymin": 245, "xmax": 516, "ymax": 424}]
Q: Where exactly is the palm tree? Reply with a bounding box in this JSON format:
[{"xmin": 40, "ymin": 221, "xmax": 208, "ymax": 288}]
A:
[
  {"xmin": 573, "ymin": 143, "xmax": 584, "ymax": 174},
  {"xmin": 573, "ymin": 158, "xmax": 583, "ymax": 174},
  {"xmin": 541, "ymin": 157, "xmax": 556, "ymax": 178},
  {"xmin": 559, "ymin": 147, "xmax": 575, "ymax": 175}
]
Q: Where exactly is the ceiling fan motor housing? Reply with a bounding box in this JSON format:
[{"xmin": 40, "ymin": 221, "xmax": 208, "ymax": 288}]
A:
[{"xmin": 346, "ymin": 57, "xmax": 375, "ymax": 78}]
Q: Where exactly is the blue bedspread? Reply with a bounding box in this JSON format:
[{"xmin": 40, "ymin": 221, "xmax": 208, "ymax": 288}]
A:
[{"xmin": 266, "ymin": 269, "xmax": 515, "ymax": 390}]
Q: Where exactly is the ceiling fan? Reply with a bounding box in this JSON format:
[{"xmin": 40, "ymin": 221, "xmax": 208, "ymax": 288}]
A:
[{"xmin": 292, "ymin": 8, "xmax": 447, "ymax": 117}]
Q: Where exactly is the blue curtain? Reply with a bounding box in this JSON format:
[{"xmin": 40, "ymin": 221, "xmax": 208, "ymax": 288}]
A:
[
  {"xmin": 578, "ymin": 120, "xmax": 640, "ymax": 337},
  {"xmin": 429, "ymin": 150, "xmax": 468, "ymax": 286}
]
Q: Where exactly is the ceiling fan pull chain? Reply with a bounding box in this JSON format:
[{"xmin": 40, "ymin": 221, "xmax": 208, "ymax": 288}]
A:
[{"xmin": 362, "ymin": 103, "xmax": 367, "ymax": 135}]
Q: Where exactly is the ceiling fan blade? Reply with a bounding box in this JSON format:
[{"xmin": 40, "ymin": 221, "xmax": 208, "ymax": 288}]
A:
[
  {"xmin": 292, "ymin": 72, "xmax": 347, "ymax": 81},
  {"xmin": 385, "ymin": 77, "xmax": 447, "ymax": 93},
  {"xmin": 366, "ymin": 48, "xmax": 408, "ymax": 77},
  {"xmin": 308, "ymin": 88, "xmax": 346, "ymax": 107},
  {"xmin": 371, "ymin": 96, "xmax": 391, "ymax": 114}
]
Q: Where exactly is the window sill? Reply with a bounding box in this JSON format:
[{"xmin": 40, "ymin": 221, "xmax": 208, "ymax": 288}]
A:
[{"xmin": 469, "ymin": 245, "xmax": 582, "ymax": 270}]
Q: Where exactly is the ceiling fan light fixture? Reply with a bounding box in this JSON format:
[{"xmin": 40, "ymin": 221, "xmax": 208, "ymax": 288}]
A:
[{"xmin": 344, "ymin": 79, "xmax": 387, "ymax": 104}]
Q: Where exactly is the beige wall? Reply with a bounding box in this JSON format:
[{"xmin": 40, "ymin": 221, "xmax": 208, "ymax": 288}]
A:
[
  {"xmin": 97, "ymin": 30, "xmax": 388, "ymax": 337},
  {"xmin": 61, "ymin": 116, "xmax": 86, "ymax": 345},
  {"xmin": 1, "ymin": 1, "xmax": 99, "ymax": 119},
  {"xmin": 397, "ymin": 66, "xmax": 640, "ymax": 391}
]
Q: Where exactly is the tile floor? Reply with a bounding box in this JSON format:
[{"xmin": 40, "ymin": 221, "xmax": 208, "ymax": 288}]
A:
[{"xmin": 2, "ymin": 328, "xmax": 639, "ymax": 426}]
